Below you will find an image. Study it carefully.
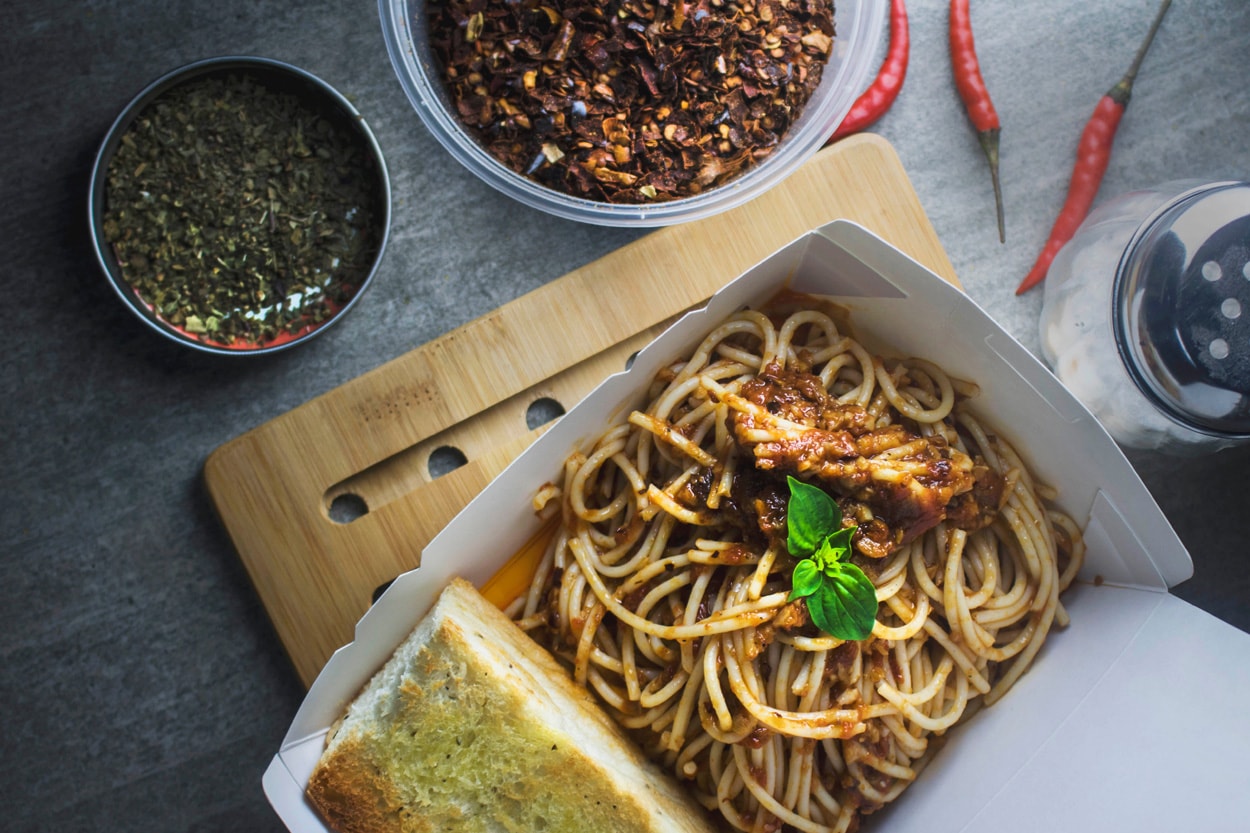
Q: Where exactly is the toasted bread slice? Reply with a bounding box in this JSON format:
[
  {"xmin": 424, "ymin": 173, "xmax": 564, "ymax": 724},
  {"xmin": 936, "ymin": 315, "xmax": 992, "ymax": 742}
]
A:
[{"xmin": 306, "ymin": 577, "xmax": 719, "ymax": 833}]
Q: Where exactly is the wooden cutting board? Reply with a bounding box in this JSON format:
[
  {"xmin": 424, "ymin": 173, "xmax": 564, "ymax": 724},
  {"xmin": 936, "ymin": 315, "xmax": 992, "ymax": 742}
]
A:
[{"xmin": 204, "ymin": 134, "xmax": 960, "ymax": 688}]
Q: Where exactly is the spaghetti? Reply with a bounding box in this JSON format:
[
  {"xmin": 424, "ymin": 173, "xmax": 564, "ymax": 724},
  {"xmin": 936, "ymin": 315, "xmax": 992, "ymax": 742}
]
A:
[{"xmin": 511, "ymin": 296, "xmax": 1083, "ymax": 833}]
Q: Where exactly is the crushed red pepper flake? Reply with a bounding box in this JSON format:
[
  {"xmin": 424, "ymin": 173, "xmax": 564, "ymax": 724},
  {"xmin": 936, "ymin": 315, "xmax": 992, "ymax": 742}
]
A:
[{"xmin": 426, "ymin": 0, "xmax": 836, "ymax": 203}]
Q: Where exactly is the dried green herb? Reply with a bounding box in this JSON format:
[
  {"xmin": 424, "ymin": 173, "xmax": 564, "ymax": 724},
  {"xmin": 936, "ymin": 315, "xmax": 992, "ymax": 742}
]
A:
[
  {"xmin": 101, "ymin": 71, "xmax": 382, "ymax": 346},
  {"xmin": 427, "ymin": 0, "xmax": 836, "ymax": 204}
]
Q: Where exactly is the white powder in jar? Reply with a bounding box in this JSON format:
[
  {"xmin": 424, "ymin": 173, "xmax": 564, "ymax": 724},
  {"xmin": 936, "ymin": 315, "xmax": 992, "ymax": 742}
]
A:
[{"xmin": 1038, "ymin": 181, "xmax": 1241, "ymax": 454}]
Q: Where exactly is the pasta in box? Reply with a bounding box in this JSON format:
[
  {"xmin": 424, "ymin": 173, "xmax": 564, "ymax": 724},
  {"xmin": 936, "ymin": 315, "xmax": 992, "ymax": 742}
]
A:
[{"xmin": 266, "ymin": 221, "xmax": 1250, "ymax": 832}]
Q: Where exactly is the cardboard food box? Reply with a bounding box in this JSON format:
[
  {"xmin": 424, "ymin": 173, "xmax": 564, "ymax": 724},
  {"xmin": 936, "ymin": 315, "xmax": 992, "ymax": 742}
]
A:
[{"xmin": 264, "ymin": 221, "xmax": 1250, "ymax": 831}]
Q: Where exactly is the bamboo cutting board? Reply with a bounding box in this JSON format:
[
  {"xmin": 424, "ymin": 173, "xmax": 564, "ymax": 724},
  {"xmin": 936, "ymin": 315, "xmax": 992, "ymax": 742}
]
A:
[{"xmin": 205, "ymin": 135, "xmax": 960, "ymax": 687}]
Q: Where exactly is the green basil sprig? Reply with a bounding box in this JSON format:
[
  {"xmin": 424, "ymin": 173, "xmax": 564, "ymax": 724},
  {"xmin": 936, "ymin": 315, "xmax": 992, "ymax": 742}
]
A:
[{"xmin": 784, "ymin": 476, "xmax": 877, "ymax": 641}]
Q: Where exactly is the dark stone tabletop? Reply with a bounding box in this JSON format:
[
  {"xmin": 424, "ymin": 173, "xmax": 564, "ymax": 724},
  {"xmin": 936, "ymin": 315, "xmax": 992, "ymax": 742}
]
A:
[{"xmin": 3, "ymin": 1, "xmax": 1248, "ymax": 830}]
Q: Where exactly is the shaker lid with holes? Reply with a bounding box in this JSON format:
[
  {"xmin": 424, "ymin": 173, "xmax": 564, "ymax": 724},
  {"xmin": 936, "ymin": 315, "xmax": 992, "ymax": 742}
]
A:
[{"xmin": 1113, "ymin": 181, "xmax": 1250, "ymax": 437}]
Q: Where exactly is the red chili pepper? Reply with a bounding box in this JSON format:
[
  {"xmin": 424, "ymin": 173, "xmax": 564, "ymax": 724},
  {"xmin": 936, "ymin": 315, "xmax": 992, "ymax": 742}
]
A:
[
  {"xmin": 949, "ymin": 0, "xmax": 1005, "ymax": 244},
  {"xmin": 1016, "ymin": 0, "xmax": 1172, "ymax": 295},
  {"xmin": 828, "ymin": 0, "xmax": 909, "ymax": 143}
]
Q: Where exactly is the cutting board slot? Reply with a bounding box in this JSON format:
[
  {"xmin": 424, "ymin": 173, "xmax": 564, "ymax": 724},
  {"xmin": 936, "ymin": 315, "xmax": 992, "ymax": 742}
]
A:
[
  {"xmin": 426, "ymin": 445, "xmax": 470, "ymax": 478},
  {"xmin": 327, "ymin": 493, "xmax": 369, "ymax": 525},
  {"xmin": 319, "ymin": 320, "xmax": 679, "ymax": 524},
  {"xmin": 321, "ymin": 420, "xmax": 543, "ymax": 523},
  {"xmin": 371, "ymin": 578, "xmax": 395, "ymax": 604},
  {"xmin": 526, "ymin": 397, "xmax": 567, "ymax": 429}
]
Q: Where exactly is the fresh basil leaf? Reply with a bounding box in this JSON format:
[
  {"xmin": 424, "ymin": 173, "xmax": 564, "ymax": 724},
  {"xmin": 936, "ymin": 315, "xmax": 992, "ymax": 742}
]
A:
[
  {"xmin": 817, "ymin": 529, "xmax": 856, "ymax": 575},
  {"xmin": 825, "ymin": 525, "xmax": 856, "ymax": 556},
  {"xmin": 788, "ymin": 559, "xmax": 822, "ymax": 601},
  {"xmin": 805, "ymin": 584, "xmax": 840, "ymax": 638},
  {"xmin": 786, "ymin": 476, "xmax": 841, "ymax": 558},
  {"xmin": 815, "ymin": 539, "xmax": 838, "ymax": 573},
  {"xmin": 807, "ymin": 562, "xmax": 877, "ymax": 641}
]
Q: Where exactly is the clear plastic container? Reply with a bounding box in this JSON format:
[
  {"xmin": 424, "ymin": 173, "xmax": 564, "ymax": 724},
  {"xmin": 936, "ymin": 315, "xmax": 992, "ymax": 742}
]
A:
[
  {"xmin": 1040, "ymin": 180, "xmax": 1250, "ymax": 454},
  {"xmin": 379, "ymin": 0, "xmax": 885, "ymax": 227}
]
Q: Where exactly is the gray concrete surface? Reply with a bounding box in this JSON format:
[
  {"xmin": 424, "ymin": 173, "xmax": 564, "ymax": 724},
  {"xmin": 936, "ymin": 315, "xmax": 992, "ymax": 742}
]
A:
[{"xmin": 2, "ymin": 1, "xmax": 1248, "ymax": 831}]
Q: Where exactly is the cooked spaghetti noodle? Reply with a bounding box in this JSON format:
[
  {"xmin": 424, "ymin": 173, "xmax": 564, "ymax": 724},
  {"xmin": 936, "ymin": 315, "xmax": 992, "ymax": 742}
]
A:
[{"xmin": 512, "ymin": 296, "xmax": 1083, "ymax": 833}]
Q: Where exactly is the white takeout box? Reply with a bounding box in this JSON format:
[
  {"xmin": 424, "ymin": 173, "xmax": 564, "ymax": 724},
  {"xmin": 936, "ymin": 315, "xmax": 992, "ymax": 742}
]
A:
[{"xmin": 265, "ymin": 221, "xmax": 1250, "ymax": 831}]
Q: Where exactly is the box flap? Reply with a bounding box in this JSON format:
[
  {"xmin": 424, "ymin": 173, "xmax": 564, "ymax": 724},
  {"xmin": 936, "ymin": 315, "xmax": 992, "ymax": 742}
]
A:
[
  {"xmin": 958, "ymin": 592, "xmax": 1250, "ymax": 830},
  {"xmin": 264, "ymin": 753, "xmax": 326, "ymax": 830},
  {"xmin": 869, "ymin": 588, "xmax": 1250, "ymax": 831}
]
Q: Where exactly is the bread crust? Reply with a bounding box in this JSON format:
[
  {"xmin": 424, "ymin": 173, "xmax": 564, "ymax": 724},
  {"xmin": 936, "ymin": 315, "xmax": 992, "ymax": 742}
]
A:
[{"xmin": 306, "ymin": 577, "xmax": 720, "ymax": 833}]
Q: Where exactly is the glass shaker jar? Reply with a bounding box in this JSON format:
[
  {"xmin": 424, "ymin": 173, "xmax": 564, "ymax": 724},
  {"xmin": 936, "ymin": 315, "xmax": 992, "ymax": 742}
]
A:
[{"xmin": 1039, "ymin": 179, "xmax": 1250, "ymax": 454}]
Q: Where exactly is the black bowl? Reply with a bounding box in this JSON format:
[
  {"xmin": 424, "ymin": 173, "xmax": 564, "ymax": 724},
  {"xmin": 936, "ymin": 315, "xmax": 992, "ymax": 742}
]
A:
[{"xmin": 88, "ymin": 56, "xmax": 391, "ymax": 356}]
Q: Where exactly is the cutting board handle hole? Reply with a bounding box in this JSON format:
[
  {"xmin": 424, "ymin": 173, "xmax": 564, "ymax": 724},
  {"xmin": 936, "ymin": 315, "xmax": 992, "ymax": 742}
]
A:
[
  {"xmin": 328, "ymin": 492, "xmax": 369, "ymax": 524},
  {"xmin": 371, "ymin": 578, "xmax": 395, "ymax": 605},
  {"xmin": 525, "ymin": 397, "xmax": 566, "ymax": 430},
  {"xmin": 428, "ymin": 445, "xmax": 469, "ymax": 478}
]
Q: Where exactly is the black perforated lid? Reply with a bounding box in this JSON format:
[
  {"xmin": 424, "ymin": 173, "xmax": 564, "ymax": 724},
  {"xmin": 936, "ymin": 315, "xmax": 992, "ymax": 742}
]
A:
[{"xmin": 1113, "ymin": 181, "xmax": 1250, "ymax": 437}]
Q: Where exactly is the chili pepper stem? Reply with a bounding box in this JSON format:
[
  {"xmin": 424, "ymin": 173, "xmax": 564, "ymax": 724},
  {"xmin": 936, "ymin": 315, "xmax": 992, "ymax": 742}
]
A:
[
  {"xmin": 1109, "ymin": 0, "xmax": 1172, "ymax": 106},
  {"xmin": 979, "ymin": 128, "xmax": 1005, "ymax": 244}
]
